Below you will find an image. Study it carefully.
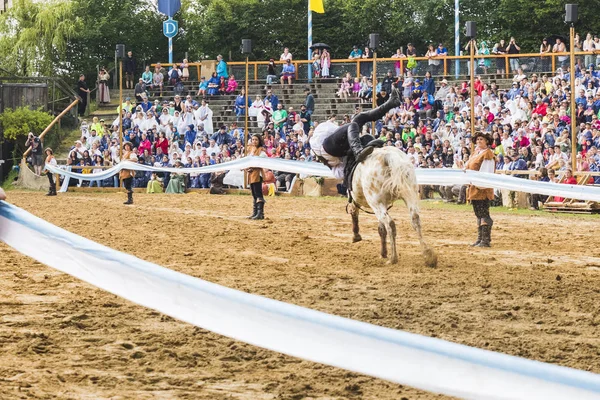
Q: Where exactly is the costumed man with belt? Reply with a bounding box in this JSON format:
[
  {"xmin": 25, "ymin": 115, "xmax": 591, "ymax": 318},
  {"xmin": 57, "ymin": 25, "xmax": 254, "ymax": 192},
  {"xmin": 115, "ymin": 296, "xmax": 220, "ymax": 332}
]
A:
[
  {"xmin": 120, "ymin": 141, "xmax": 138, "ymax": 205},
  {"xmin": 310, "ymin": 87, "xmax": 401, "ymax": 185},
  {"xmin": 465, "ymin": 131, "xmax": 496, "ymax": 247}
]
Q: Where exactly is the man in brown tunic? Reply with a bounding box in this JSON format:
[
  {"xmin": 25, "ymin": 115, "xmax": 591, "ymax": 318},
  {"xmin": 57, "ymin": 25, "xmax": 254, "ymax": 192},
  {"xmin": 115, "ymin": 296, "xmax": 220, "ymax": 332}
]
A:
[{"xmin": 465, "ymin": 132, "xmax": 496, "ymax": 247}]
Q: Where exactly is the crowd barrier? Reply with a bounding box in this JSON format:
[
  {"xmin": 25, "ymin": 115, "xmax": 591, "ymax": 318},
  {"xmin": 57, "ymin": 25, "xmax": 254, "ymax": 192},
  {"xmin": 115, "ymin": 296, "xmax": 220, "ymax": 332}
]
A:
[
  {"xmin": 1, "ymin": 200, "xmax": 600, "ymax": 399},
  {"xmin": 45, "ymin": 157, "xmax": 600, "ymax": 202}
]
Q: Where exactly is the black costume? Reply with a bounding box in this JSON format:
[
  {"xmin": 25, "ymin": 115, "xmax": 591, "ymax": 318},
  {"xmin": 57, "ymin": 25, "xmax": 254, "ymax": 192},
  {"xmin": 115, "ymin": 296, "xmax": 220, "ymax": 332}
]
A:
[
  {"xmin": 77, "ymin": 79, "xmax": 89, "ymax": 116},
  {"xmin": 322, "ymin": 88, "xmax": 400, "ymax": 161}
]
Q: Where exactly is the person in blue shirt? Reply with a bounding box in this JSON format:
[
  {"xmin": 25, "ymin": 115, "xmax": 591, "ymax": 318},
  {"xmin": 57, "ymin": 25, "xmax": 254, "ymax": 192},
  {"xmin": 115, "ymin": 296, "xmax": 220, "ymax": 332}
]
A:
[
  {"xmin": 280, "ymin": 59, "xmax": 295, "ymax": 85},
  {"xmin": 139, "ymin": 96, "xmax": 152, "ymax": 113},
  {"xmin": 212, "ymin": 125, "xmax": 231, "ymax": 146},
  {"xmin": 216, "ymin": 55, "xmax": 228, "ymax": 79},
  {"xmin": 508, "ymin": 153, "xmax": 528, "ymax": 178},
  {"xmin": 235, "ymin": 88, "xmax": 251, "ymax": 121},
  {"xmin": 206, "ymin": 72, "xmax": 220, "ymax": 96},
  {"xmin": 506, "ymin": 82, "xmax": 521, "ymax": 100},
  {"xmin": 423, "ymin": 71, "xmax": 435, "ymax": 95},
  {"xmin": 184, "ymin": 124, "xmax": 196, "ymax": 147},
  {"xmin": 197, "ymin": 77, "xmax": 208, "ymax": 97},
  {"xmin": 264, "ymin": 90, "xmax": 279, "ymax": 110},
  {"xmin": 348, "ymin": 45, "xmax": 362, "ymax": 59},
  {"xmin": 575, "ymin": 89, "xmax": 587, "ymax": 108},
  {"xmin": 436, "ymin": 43, "xmax": 448, "ymax": 56}
]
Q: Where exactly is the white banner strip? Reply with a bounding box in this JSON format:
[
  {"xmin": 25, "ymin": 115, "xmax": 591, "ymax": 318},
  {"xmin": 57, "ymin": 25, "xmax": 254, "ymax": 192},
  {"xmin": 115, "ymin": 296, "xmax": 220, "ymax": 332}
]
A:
[
  {"xmin": 47, "ymin": 157, "xmax": 600, "ymax": 203},
  {"xmin": 1, "ymin": 201, "xmax": 599, "ymax": 400}
]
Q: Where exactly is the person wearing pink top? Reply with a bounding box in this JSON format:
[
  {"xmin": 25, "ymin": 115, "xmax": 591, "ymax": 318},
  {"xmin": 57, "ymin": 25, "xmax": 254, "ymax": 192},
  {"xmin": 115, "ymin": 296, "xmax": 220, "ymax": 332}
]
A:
[{"xmin": 226, "ymin": 75, "xmax": 238, "ymax": 94}]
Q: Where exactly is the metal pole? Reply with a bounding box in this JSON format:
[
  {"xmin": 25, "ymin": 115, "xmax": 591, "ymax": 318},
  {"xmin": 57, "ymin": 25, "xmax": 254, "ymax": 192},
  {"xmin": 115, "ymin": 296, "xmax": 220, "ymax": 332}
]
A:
[
  {"xmin": 119, "ymin": 60, "xmax": 123, "ymax": 163},
  {"xmin": 245, "ymin": 56, "xmax": 249, "ymax": 153},
  {"xmin": 470, "ymin": 39, "xmax": 476, "ymax": 143},
  {"xmin": 168, "ymin": 37, "xmax": 173, "ymax": 65},
  {"xmin": 372, "ymin": 51, "xmax": 377, "ymax": 108},
  {"xmin": 455, "ymin": 0, "xmax": 460, "ymax": 78},
  {"xmin": 570, "ymin": 25, "xmax": 577, "ymax": 171},
  {"xmin": 244, "ymin": 56, "xmax": 249, "ymax": 189},
  {"xmin": 308, "ymin": 7, "xmax": 313, "ymax": 82}
]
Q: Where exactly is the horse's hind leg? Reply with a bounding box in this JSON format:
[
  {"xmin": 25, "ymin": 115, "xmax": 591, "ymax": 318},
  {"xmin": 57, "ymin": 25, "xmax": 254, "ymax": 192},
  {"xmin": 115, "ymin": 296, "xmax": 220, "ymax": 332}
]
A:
[
  {"xmin": 374, "ymin": 209, "xmax": 397, "ymax": 264},
  {"xmin": 349, "ymin": 203, "xmax": 362, "ymax": 243},
  {"xmin": 378, "ymin": 222, "xmax": 387, "ymax": 259},
  {"xmin": 408, "ymin": 204, "xmax": 438, "ymax": 268}
]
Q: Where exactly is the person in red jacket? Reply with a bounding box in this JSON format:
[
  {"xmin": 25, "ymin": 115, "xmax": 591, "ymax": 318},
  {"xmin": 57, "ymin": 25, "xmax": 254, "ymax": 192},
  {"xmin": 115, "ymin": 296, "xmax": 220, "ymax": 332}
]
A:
[
  {"xmin": 138, "ymin": 132, "xmax": 152, "ymax": 155},
  {"xmin": 154, "ymin": 131, "xmax": 169, "ymax": 155},
  {"xmin": 532, "ymin": 98, "xmax": 547, "ymax": 117}
]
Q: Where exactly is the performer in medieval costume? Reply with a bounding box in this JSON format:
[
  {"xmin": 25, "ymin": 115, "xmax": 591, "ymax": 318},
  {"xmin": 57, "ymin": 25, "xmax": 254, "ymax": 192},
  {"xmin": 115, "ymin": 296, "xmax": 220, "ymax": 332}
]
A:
[
  {"xmin": 465, "ymin": 131, "xmax": 496, "ymax": 247},
  {"xmin": 246, "ymin": 134, "xmax": 267, "ymax": 220},
  {"xmin": 120, "ymin": 142, "xmax": 138, "ymax": 205},
  {"xmin": 310, "ymin": 87, "xmax": 401, "ymax": 182},
  {"xmin": 44, "ymin": 148, "xmax": 58, "ymax": 196}
]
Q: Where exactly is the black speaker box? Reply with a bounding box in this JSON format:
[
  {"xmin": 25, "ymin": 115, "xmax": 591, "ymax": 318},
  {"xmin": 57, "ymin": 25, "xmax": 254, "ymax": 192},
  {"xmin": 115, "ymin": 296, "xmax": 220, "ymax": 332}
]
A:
[{"xmin": 242, "ymin": 39, "xmax": 252, "ymax": 54}]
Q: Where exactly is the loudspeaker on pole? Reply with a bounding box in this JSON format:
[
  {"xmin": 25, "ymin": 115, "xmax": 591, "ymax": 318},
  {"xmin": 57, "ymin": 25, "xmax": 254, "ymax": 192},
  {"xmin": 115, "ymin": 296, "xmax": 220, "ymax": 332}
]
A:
[
  {"xmin": 465, "ymin": 21, "xmax": 476, "ymax": 39},
  {"xmin": 242, "ymin": 39, "xmax": 252, "ymax": 54},
  {"xmin": 369, "ymin": 33, "xmax": 380, "ymax": 50},
  {"xmin": 116, "ymin": 44, "xmax": 125, "ymax": 58},
  {"xmin": 565, "ymin": 4, "xmax": 578, "ymax": 24}
]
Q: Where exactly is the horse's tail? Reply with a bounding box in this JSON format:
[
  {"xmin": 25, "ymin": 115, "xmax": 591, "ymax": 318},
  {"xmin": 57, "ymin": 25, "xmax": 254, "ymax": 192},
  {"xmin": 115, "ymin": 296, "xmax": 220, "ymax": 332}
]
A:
[{"xmin": 380, "ymin": 147, "xmax": 420, "ymax": 210}]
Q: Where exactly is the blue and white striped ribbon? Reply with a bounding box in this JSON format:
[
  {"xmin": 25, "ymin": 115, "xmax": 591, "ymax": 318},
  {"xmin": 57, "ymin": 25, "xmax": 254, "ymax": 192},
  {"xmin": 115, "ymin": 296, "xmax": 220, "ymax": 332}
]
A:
[{"xmin": 1, "ymin": 201, "xmax": 600, "ymax": 399}]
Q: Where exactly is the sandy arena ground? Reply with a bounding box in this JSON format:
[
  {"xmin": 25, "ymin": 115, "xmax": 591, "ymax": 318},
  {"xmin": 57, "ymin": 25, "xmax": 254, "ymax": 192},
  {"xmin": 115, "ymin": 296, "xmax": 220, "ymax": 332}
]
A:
[{"xmin": 1, "ymin": 191, "xmax": 600, "ymax": 399}]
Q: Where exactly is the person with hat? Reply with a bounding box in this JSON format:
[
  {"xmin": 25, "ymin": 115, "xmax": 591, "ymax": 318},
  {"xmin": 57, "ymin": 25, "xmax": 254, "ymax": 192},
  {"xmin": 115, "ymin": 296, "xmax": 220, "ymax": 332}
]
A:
[
  {"xmin": 134, "ymin": 78, "xmax": 146, "ymax": 102},
  {"xmin": 465, "ymin": 131, "xmax": 496, "ymax": 247},
  {"xmin": 348, "ymin": 45, "xmax": 362, "ymax": 59},
  {"xmin": 119, "ymin": 141, "xmax": 138, "ymax": 205}
]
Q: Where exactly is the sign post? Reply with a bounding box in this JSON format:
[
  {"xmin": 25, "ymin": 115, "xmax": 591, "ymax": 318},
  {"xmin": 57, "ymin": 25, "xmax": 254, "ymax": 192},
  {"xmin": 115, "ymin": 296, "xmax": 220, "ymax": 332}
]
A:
[{"xmin": 163, "ymin": 18, "xmax": 178, "ymax": 64}]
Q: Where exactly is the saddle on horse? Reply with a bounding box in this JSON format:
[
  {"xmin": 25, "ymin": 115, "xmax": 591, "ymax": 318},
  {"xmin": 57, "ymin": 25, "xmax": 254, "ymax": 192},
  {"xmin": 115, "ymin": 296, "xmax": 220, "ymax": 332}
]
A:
[{"xmin": 343, "ymin": 136, "xmax": 384, "ymax": 191}]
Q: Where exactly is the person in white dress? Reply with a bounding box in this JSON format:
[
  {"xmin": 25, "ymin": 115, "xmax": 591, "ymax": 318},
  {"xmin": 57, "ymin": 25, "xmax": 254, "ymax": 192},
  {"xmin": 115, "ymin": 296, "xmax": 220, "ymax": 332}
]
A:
[
  {"xmin": 249, "ymin": 94, "xmax": 264, "ymax": 122},
  {"xmin": 197, "ymin": 99, "xmax": 213, "ymax": 136}
]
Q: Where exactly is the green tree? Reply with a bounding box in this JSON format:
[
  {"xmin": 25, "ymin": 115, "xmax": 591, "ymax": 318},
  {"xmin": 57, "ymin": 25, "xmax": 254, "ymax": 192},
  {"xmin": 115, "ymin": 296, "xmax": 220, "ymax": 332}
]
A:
[
  {"xmin": 0, "ymin": 107, "xmax": 53, "ymax": 141},
  {"xmin": 0, "ymin": 0, "xmax": 80, "ymax": 76}
]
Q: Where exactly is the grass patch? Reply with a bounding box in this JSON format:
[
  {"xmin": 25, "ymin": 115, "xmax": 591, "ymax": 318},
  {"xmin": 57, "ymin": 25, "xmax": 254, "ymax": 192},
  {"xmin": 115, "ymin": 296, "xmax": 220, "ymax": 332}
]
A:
[
  {"xmin": 1, "ymin": 169, "xmax": 18, "ymax": 191},
  {"xmin": 55, "ymin": 127, "xmax": 83, "ymax": 159}
]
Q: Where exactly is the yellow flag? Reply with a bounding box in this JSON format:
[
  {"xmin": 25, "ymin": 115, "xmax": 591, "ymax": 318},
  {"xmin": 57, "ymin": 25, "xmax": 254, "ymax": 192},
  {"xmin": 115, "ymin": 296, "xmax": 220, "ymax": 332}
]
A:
[{"xmin": 309, "ymin": 0, "xmax": 324, "ymax": 13}]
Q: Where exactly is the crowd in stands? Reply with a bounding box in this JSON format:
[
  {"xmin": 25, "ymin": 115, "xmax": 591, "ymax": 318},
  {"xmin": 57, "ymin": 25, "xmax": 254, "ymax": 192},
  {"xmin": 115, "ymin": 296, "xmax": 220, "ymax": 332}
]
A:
[{"xmin": 59, "ymin": 37, "xmax": 600, "ymax": 203}]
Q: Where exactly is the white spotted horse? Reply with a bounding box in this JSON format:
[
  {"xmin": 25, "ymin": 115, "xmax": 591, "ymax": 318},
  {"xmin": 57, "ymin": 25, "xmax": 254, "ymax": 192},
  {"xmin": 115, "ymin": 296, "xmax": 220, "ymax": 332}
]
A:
[{"xmin": 348, "ymin": 146, "xmax": 437, "ymax": 267}]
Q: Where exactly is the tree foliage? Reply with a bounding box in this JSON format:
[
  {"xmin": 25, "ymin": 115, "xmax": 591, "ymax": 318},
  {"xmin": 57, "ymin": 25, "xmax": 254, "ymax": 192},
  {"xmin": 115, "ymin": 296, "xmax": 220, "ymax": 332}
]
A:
[
  {"xmin": 0, "ymin": 107, "xmax": 53, "ymax": 141},
  {"xmin": 0, "ymin": 0, "xmax": 80, "ymax": 76},
  {"xmin": 2, "ymin": 0, "xmax": 600, "ymax": 80}
]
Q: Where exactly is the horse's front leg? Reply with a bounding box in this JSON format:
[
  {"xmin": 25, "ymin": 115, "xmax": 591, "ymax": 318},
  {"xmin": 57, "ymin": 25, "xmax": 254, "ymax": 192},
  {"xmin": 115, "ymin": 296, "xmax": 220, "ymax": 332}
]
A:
[
  {"xmin": 350, "ymin": 204, "xmax": 362, "ymax": 243},
  {"xmin": 378, "ymin": 222, "xmax": 387, "ymax": 259}
]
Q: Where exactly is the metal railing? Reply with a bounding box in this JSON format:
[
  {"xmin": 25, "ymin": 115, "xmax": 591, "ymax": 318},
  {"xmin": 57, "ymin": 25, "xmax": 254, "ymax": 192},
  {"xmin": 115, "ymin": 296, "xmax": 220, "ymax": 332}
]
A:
[{"xmin": 152, "ymin": 51, "xmax": 597, "ymax": 82}]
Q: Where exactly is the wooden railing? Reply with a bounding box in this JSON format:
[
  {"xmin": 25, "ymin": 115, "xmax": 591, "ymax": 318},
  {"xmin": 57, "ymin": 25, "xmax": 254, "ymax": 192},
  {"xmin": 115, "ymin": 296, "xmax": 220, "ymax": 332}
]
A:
[{"xmin": 152, "ymin": 51, "xmax": 596, "ymax": 82}]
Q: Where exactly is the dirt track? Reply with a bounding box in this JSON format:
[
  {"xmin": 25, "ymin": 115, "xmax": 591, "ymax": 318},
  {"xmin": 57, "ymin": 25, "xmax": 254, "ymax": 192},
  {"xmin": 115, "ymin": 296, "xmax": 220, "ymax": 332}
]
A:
[{"xmin": 1, "ymin": 191, "xmax": 599, "ymax": 399}]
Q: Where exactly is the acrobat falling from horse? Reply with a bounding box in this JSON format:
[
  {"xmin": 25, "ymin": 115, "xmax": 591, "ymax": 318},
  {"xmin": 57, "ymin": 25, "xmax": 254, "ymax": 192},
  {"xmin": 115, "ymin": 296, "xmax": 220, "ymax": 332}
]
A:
[{"xmin": 311, "ymin": 88, "xmax": 437, "ymax": 267}]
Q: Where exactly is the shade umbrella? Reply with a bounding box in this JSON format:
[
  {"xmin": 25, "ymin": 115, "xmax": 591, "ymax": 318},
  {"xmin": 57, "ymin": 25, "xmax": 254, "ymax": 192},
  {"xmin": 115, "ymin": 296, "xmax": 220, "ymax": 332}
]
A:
[
  {"xmin": 310, "ymin": 43, "xmax": 331, "ymax": 51},
  {"xmin": 544, "ymin": 35, "xmax": 569, "ymax": 51}
]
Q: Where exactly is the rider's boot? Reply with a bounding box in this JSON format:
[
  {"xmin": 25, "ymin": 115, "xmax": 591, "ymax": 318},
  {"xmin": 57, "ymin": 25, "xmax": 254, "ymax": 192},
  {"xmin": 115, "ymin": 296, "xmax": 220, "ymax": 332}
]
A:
[
  {"xmin": 360, "ymin": 87, "xmax": 401, "ymax": 121},
  {"xmin": 347, "ymin": 122, "xmax": 374, "ymax": 163}
]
